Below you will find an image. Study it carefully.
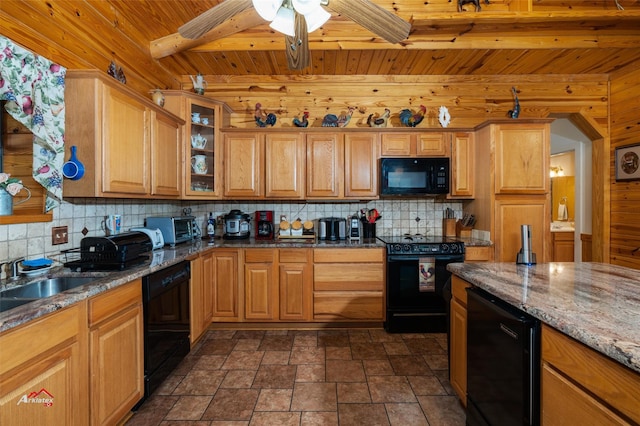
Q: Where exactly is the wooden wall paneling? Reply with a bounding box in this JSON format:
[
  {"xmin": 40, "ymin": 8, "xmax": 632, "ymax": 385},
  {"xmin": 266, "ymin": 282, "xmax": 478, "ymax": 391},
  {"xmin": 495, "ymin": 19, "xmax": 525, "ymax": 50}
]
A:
[{"xmin": 609, "ymin": 67, "xmax": 640, "ymax": 267}]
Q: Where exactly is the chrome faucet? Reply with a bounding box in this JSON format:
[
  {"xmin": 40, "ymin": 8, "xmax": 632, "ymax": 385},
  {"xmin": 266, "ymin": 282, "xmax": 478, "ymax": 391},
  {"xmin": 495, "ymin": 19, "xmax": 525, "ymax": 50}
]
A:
[{"xmin": 2, "ymin": 257, "xmax": 24, "ymax": 280}]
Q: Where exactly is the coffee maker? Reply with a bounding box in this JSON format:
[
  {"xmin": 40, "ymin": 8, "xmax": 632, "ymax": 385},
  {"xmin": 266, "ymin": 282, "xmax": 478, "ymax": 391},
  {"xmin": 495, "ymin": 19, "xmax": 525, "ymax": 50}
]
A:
[{"xmin": 255, "ymin": 210, "xmax": 274, "ymax": 240}]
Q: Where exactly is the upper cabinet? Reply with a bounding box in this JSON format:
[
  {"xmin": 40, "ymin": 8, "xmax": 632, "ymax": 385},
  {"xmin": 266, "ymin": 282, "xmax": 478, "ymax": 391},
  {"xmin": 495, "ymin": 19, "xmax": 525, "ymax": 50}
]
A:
[
  {"xmin": 380, "ymin": 132, "xmax": 448, "ymax": 157},
  {"xmin": 493, "ymin": 122, "xmax": 550, "ymax": 194},
  {"xmin": 344, "ymin": 133, "xmax": 378, "ymax": 198},
  {"xmin": 223, "ymin": 132, "xmax": 264, "ymax": 198},
  {"xmin": 162, "ymin": 92, "xmax": 230, "ymax": 199},
  {"xmin": 449, "ymin": 132, "xmax": 475, "ymax": 199},
  {"xmin": 64, "ymin": 70, "xmax": 184, "ymax": 199},
  {"xmin": 306, "ymin": 133, "xmax": 344, "ymax": 198},
  {"xmin": 265, "ymin": 133, "xmax": 306, "ymax": 199}
]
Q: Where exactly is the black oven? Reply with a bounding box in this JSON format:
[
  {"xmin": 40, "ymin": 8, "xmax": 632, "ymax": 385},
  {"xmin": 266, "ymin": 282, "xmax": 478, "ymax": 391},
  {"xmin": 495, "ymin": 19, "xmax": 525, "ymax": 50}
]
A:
[
  {"xmin": 138, "ymin": 261, "xmax": 191, "ymax": 405},
  {"xmin": 380, "ymin": 236, "xmax": 464, "ymax": 333}
]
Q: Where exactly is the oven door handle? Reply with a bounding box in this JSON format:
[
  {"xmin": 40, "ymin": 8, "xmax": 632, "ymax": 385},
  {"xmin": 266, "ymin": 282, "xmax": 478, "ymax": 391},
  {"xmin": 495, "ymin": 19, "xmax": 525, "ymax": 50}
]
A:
[{"xmin": 387, "ymin": 255, "xmax": 464, "ymax": 262}]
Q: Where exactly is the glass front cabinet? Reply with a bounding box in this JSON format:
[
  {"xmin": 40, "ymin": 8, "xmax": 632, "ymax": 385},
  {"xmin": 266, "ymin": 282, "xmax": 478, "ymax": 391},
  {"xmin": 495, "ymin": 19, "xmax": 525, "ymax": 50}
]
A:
[{"xmin": 162, "ymin": 91, "xmax": 231, "ymax": 199}]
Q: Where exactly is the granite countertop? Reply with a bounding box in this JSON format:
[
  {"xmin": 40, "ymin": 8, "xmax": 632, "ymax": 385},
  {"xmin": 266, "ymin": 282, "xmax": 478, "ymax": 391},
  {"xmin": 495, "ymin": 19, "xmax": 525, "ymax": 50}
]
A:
[
  {"xmin": 447, "ymin": 262, "xmax": 640, "ymax": 374},
  {"xmin": 0, "ymin": 237, "xmax": 385, "ymax": 333}
]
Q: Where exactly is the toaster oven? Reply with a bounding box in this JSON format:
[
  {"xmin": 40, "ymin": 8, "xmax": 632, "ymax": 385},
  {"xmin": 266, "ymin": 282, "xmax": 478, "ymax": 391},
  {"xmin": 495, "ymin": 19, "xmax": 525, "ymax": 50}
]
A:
[{"xmin": 145, "ymin": 216, "xmax": 195, "ymax": 246}]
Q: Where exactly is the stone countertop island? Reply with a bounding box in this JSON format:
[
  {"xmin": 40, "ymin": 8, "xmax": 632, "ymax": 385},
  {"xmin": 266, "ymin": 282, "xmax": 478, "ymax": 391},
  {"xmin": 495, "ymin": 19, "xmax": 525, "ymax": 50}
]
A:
[{"xmin": 447, "ymin": 262, "xmax": 640, "ymax": 374}]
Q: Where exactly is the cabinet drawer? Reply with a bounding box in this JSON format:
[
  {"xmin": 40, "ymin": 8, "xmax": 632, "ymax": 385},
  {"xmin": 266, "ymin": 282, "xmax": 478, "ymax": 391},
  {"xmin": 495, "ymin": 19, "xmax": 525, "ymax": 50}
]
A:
[
  {"xmin": 464, "ymin": 246, "xmax": 493, "ymax": 262},
  {"xmin": 89, "ymin": 279, "xmax": 141, "ymax": 326},
  {"xmin": 313, "ymin": 291, "xmax": 383, "ymax": 320},
  {"xmin": 245, "ymin": 248, "xmax": 275, "ymax": 263},
  {"xmin": 314, "ymin": 264, "xmax": 384, "ymax": 291},
  {"xmin": 451, "ymin": 276, "xmax": 471, "ymax": 305},
  {"xmin": 542, "ymin": 324, "xmax": 640, "ymax": 424},
  {"xmin": 314, "ymin": 248, "xmax": 384, "ymax": 263},
  {"xmin": 279, "ymin": 248, "xmax": 310, "ymax": 263}
]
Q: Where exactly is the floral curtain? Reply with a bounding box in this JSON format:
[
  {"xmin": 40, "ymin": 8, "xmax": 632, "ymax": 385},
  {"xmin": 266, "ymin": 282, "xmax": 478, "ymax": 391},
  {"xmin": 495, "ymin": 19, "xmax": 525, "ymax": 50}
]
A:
[{"xmin": 0, "ymin": 36, "xmax": 66, "ymax": 212}]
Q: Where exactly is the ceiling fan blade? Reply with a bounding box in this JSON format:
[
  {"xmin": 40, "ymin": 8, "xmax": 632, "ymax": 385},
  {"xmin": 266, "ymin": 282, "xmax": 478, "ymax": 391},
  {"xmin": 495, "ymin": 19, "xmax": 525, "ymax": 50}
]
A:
[
  {"xmin": 327, "ymin": 0, "xmax": 411, "ymax": 44},
  {"xmin": 179, "ymin": 0, "xmax": 253, "ymax": 39},
  {"xmin": 285, "ymin": 12, "xmax": 310, "ymax": 70}
]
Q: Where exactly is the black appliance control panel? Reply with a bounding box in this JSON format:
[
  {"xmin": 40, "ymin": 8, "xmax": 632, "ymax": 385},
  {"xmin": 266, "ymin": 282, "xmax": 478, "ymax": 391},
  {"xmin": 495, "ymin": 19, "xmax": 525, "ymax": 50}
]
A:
[{"xmin": 387, "ymin": 242, "xmax": 464, "ymax": 255}]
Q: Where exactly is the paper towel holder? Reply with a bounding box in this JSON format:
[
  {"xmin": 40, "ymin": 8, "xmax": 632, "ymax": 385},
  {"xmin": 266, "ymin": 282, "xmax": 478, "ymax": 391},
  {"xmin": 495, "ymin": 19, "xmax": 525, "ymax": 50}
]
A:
[{"xmin": 516, "ymin": 224, "xmax": 537, "ymax": 265}]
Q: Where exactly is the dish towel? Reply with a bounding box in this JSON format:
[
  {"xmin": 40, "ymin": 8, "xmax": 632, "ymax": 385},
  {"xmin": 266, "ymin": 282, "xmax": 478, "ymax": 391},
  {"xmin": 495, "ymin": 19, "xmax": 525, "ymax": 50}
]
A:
[
  {"xmin": 419, "ymin": 257, "xmax": 436, "ymax": 292},
  {"xmin": 558, "ymin": 204, "xmax": 568, "ymax": 221}
]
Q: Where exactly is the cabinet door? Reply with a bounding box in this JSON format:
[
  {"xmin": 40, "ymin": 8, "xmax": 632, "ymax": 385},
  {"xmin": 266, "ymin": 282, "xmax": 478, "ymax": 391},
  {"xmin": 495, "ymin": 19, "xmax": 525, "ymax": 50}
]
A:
[
  {"xmin": 416, "ymin": 133, "xmax": 448, "ymax": 156},
  {"xmin": 90, "ymin": 304, "xmax": 143, "ymax": 425},
  {"xmin": 344, "ymin": 133, "xmax": 378, "ymax": 198},
  {"xmin": 190, "ymin": 252, "xmax": 213, "ymax": 344},
  {"xmin": 223, "ymin": 133, "xmax": 263, "ymax": 198},
  {"xmin": 306, "ymin": 133, "xmax": 343, "ymax": 198},
  {"xmin": 212, "ymin": 250, "xmax": 239, "ymax": 319},
  {"xmin": 151, "ymin": 111, "xmax": 181, "ymax": 197},
  {"xmin": 280, "ymin": 263, "xmax": 312, "ymax": 321},
  {"xmin": 265, "ymin": 133, "xmax": 305, "ymax": 199},
  {"xmin": 494, "ymin": 197, "xmax": 550, "ymax": 262},
  {"xmin": 494, "ymin": 123, "xmax": 550, "ymax": 194},
  {"xmin": 102, "ymin": 86, "xmax": 149, "ymax": 195},
  {"xmin": 244, "ymin": 263, "xmax": 277, "ymax": 320},
  {"xmin": 450, "ymin": 298, "xmax": 467, "ymax": 406},
  {"xmin": 449, "ymin": 132, "xmax": 474, "ymax": 198},
  {"xmin": 552, "ymin": 232, "xmax": 575, "ymax": 262},
  {"xmin": 380, "ymin": 133, "xmax": 412, "ymax": 156},
  {"xmin": 0, "ymin": 304, "xmax": 88, "ymax": 426}
]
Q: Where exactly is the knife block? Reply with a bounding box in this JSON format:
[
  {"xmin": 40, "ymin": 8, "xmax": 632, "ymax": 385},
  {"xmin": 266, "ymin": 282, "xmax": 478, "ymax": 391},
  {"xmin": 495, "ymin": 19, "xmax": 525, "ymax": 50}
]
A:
[
  {"xmin": 456, "ymin": 220, "xmax": 473, "ymax": 238},
  {"xmin": 443, "ymin": 219, "xmax": 457, "ymax": 237}
]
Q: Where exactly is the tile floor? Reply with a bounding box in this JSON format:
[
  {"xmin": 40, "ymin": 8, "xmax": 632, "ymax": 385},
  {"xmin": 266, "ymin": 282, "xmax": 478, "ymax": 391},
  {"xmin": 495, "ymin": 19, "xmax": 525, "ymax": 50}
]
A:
[{"xmin": 126, "ymin": 328, "xmax": 466, "ymax": 426}]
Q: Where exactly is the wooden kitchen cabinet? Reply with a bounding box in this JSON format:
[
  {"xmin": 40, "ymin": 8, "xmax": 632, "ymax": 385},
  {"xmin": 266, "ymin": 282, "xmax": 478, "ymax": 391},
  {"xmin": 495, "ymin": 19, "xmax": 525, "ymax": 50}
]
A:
[
  {"xmin": 306, "ymin": 132, "xmax": 344, "ymax": 198},
  {"xmin": 223, "ymin": 133, "xmax": 264, "ymax": 198},
  {"xmin": 163, "ymin": 92, "xmax": 230, "ymax": 199},
  {"xmin": 493, "ymin": 122, "xmax": 550, "ymax": 194},
  {"xmin": 449, "ymin": 276, "xmax": 472, "ymax": 407},
  {"xmin": 380, "ymin": 132, "xmax": 448, "ymax": 157},
  {"xmin": 279, "ymin": 249, "xmax": 312, "ymax": 321},
  {"xmin": 88, "ymin": 279, "xmax": 143, "ymax": 426},
  {"xmin": 244, "ymin": 249, "xmax": 278, "ymax": 321},
  {"xmin": 211, "ymin": 249, "xmax": 240, "ymax": 321},
  {"xmin": 0, "ymin": 303, "xmax": 88, "ymax": 425},
  {"xmin": 468, "ymin": 119, "xmax": 553, "ymax": 262},
  {"xmin": 190, "ymin": 249, "xmax": 214, "ymax": 344},
  {"xmin": 449, "ymin": 132, "xmax": 474, "ymax": 198},
  {"xmin": 344, "ymin": 133, "xmax": 378, "ymax": 198},
  {"xmin": 464, "ymin": 246, "xmax": 493, "ymax": 262},
  {"xmin": 265, "ymin": 133, "xmax": 306, "ymax": 199},
  {"xmin": 541, "ymin": 324, "xmax": 640, "ymax": 425},
  {"xmin": 313, "ymin": 248, "xmax": 385, "ymax": 321},
  {"xmin": 64, "ymin": 70, "xmax": 183, "ymax": 199}
]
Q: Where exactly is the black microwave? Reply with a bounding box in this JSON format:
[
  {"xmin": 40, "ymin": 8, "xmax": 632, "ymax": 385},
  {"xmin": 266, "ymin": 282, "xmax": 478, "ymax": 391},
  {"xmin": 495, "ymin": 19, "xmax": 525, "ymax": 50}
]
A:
[{"xmin": 380, "ymin": 157, "xmax": 450, "ymax": 196}]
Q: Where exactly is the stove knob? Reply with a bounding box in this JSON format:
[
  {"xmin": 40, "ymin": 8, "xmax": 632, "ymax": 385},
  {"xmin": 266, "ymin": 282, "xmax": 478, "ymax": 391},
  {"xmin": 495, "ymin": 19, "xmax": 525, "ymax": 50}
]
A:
[
  {"xmin": 403, "ymin": 244, "xmax": 411, "ymax": 253},
  {"xmin": 441, "ymin": 244, "xmax": 450, "ymax": 253},
  {"xmin": 450, "ymin": 244, "xmax": 459, "ymax": 253},
  {"xmin": 392, "ymin": 244, "xmax": 402, "ymax": 253}
]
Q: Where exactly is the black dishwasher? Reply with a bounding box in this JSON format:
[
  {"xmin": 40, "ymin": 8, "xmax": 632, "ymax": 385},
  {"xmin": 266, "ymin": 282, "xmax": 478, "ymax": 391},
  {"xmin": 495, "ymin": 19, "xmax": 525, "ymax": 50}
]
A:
[{"xmin": 466, "ymin": 287, "xmax": 540, "ymax": 426}]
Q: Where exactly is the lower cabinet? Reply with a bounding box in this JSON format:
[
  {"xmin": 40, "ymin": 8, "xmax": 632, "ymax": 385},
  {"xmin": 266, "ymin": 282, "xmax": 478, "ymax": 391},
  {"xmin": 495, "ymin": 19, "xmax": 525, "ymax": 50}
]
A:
[
  {"xmin": 190, "ymin": 249, "xmax": 214, "ymax": 344},
  {"xmin": 279, "ymin": 249, "xmax": 313, "ymax": 321},
  {"xmin": 0, "ymin": 302, "xmax": 89, "ymax": 425},
  {"xmin": 88, "ymin": 279, "xmax": 143, "ymax": 426},
  {"xmin": 313, "ymin": 248, "xmax": 385, "ymax": 321},
  {"xmin": 211, "ymin": 249, "xmax": 240, "ymax": 321},
  {"xmin": 449, "ymin": 276, "xmax": 472, "ymax": 407},
  {"xmin": 551, "ymin": 231, "xmax": 574, "ymax": 262},
  {"xmin": 244, "ymin": 249, "xmax": 278, "ymax": 320},
  {"xmin": 541, "ymin": 324, "xmax": 640, "ymax": 425}
]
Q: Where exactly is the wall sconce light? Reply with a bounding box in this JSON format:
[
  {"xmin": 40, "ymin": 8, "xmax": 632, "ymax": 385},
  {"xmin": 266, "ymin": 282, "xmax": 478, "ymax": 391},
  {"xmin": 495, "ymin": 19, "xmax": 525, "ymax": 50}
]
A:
[
  {"xmin": 550, "ymin": 166, "xmax": 564, "ymax": 177},
  {"xmin": 253, "ymin": 0, "xmax": 330, "ymax": 36}
]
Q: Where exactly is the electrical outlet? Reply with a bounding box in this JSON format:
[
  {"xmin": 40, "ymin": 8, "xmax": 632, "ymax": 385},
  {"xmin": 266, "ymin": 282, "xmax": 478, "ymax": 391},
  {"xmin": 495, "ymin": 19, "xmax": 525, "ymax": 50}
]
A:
[{"xmin": 52, "ymin": 226, "xmax": 68, "ymax": 245}]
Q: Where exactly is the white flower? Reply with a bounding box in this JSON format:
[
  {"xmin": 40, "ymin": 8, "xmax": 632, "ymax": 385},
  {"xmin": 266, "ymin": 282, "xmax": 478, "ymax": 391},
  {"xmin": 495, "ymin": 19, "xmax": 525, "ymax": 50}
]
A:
[
  {"xmin": 0, "ymin": 173, "xmax": 9, "ymax": 185},
  {"xmin": 0, "ymin": 173, "xmax": 24, "ymax": 196},
  {"xmin": 5, "ymin": 182, "xmax": 23, "ymax": 196}
]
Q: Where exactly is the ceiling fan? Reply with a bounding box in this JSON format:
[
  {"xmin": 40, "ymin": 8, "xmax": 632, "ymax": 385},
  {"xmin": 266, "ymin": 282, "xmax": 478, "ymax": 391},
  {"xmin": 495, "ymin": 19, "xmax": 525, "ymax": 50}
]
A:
[{"xmin": 177, "ymin": 0, "xmax": 412, "ymax": 70}]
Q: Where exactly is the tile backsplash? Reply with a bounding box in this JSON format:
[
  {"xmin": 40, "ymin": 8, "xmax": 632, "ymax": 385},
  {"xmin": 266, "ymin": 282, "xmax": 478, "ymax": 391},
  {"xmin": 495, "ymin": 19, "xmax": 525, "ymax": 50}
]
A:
[{"xmin": 0, "ymin": 198, "xmax": 463, "ymax": 276}]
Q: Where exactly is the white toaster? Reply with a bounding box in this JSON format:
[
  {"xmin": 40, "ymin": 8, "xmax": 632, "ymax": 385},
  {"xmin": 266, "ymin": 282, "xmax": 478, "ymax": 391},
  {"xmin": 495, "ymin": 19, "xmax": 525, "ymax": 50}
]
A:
[{"xmin": 130, "ymin": 227, "xmax": 165, "ymax": 250}]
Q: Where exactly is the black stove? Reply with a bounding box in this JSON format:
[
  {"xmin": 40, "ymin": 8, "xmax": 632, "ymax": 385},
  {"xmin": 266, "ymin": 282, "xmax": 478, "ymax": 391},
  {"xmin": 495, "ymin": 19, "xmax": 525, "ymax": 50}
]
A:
[{"xmin": 377, "ymin": 235, "xmax": 465, "ymax": 256}]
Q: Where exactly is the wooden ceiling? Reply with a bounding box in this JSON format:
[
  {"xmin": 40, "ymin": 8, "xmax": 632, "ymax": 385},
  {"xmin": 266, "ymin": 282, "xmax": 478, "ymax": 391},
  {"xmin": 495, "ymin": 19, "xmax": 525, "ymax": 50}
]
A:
[
  {"xmin": 2, "ymin": 0, "xmax": 640, "ymax": 81},
  {"xmin": 144, "ymin": 0, "xmax": 640, "ymax": 77}
]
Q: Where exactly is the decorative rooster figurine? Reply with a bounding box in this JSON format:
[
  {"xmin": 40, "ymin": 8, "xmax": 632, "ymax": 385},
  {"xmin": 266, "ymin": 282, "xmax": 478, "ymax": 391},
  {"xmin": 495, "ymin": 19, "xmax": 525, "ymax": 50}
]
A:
[
  {"xmin": 255, "ymin": 103, "xmax": 277, "ymax": 127},
  {"xmin": 399, "ymin": 105, "xmax": 427, "ymax": 127},
  {"xmin": 508, "ymin": 87, "xmax": 520, "ymax": 119},
  {"xmin": 367, "ymin": 108, "xmax": 391, "ymax": 128},
  {"xmin": 293, "ymin": 111, "xmax": 310, "ymax": 127},
  {"xmin": 322, "ymin": 107, "xmax": 355, "ymax": 128}
]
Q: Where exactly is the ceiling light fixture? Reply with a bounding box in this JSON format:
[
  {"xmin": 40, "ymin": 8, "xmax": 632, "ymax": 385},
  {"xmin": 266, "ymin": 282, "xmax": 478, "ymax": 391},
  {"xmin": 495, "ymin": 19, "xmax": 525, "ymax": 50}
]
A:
[
  {"xmin": 550, "ymin": 166, "xmax": 565, "ymax": 177},
  {"xmin": 253, "ymin": 0, "xmax": 330, "ymax": 36}
]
